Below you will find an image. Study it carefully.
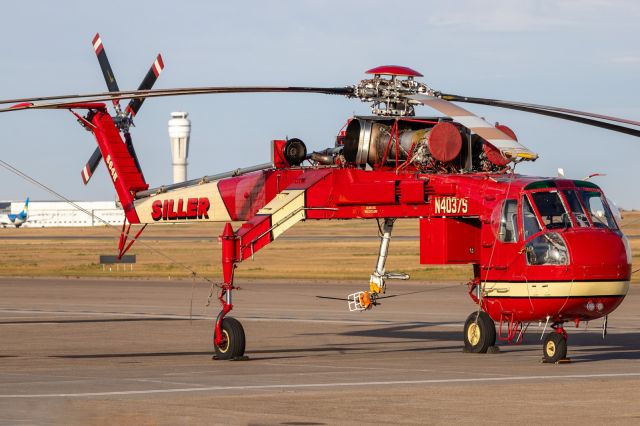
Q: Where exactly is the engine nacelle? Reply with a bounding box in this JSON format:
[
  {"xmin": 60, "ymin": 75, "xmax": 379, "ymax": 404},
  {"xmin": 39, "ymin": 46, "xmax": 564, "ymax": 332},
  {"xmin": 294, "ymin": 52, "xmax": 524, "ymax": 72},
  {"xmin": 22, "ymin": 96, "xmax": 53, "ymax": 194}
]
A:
[{"xmin": 342, "ymin": 118, "xmax": 462, "ymax": 169}]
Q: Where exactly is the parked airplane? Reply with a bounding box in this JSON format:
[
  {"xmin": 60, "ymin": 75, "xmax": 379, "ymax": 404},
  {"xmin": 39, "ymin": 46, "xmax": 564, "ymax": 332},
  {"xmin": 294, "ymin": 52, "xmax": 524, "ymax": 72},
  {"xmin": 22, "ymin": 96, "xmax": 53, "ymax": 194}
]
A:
[{"xmin": 0, "ymin": 198, "xmax": 29, "ymax": 228}]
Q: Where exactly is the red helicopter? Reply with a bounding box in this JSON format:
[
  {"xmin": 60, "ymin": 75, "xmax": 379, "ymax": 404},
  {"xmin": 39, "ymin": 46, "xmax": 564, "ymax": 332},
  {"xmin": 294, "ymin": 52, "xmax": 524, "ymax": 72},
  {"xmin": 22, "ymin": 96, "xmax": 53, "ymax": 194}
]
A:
[{"xmin": 1, "ymin": 35, "xmax": 637, "ymax": 363}]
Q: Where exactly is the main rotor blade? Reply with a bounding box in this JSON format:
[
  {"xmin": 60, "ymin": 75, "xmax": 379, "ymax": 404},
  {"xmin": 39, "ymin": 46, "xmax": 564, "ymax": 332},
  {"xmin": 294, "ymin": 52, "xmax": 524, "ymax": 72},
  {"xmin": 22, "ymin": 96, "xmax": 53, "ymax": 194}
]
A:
[
  {"xmin": 0, "ymin": 86, "xmax": 354, "ymax": 113},
  {"xmin": 124, "ymin": 54, "xmax": 164, "ymax": 117},
  {"xmin": 440, "ymin": 93, "xmax": 640, "ymax": 128},
  {"xmin": 92, "ymin": 33, "xmax": 121, "ymax": 112},
  {"xmin": 439, "ymin": 94, "xmax": 640, "ymax": 138},
  {"xmin": 408, "ymin": 94, "xmax": 538, "ymax": 161}
]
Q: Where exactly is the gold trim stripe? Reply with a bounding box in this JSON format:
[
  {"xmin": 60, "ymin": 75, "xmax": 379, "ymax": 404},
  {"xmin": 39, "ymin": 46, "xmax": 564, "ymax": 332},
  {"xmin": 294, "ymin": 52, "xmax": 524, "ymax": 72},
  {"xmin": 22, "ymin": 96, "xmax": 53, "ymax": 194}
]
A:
[{"xmin": 483, "ymin": 281, "xmax": 629, "ymax": 298}]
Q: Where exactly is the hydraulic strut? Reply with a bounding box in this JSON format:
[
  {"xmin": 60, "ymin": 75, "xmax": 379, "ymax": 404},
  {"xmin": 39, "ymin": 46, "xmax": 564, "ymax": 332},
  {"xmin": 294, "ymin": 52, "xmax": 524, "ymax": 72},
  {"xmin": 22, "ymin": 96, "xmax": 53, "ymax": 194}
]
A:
[
  {"xmin": 214, "ymin": 222, "xmax": 237, "ymax": 347},
  {"xmin": 348, "ymin": 218, "xmax": 409, "ymax": 311}
]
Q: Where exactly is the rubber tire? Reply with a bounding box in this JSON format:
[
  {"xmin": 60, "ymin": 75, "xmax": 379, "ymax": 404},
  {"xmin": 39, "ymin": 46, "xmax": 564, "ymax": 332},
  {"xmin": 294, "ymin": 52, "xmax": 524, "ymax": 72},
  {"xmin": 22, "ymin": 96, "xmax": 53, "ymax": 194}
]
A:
[
  {"xmin": 463, "ymin": 311, "xmax": 497, "ymax": 353},
  {"xmin": 214, "ymin": 317, "xmax": 246, "ymax": 360},
  {"xmin": 542, "ymin": 332, "xmax": 567, "ymax": 363}
]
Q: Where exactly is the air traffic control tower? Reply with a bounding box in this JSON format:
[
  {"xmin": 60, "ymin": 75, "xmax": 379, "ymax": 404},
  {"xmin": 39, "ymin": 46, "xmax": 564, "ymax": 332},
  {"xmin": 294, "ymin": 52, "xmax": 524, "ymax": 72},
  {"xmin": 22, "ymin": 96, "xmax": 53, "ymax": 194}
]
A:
[{"xmin": 168, "ymin": 112, "xmax": 191, "ymax": 184}]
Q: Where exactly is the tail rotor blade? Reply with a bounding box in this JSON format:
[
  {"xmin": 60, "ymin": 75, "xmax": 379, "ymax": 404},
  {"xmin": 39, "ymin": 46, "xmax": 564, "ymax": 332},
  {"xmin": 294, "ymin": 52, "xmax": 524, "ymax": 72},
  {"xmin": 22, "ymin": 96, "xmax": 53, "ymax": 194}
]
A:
[
  {"xmin": 81, "ymin": 147, "xmax": 103, "ymax": 185},
  {"xmin": 123, "ymin": 132, "xmax": 145, "ymax": 179},
  {"xmin": 92, "ymin": 33, "xmax": 121, "ymax": 112},
  {"xmin": 125, "ymin": 54, "xmax": 165, "ymax": 117}
]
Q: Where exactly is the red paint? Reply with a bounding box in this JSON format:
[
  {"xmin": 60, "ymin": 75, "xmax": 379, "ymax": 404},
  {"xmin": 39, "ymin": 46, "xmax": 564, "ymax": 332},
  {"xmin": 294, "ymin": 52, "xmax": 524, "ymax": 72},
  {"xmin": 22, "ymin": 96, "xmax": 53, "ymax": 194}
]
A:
[
  {"xmin": 272, "ymin": 139, "xmax": 288, "ymax": 168},
  {"xmin": 153, "ymin": 54, "xmax": 164, "ymax": 76},
  {"xmin": 482, "ymin": 295, "xmax": 626, "ymax": 323},
  {"xmin": 88, "ymin": 110, "xmax": 147, "ymax": 223},
  {"xmin": 365, "ymin": 65, "xmax": 423, "ymax": 77},
  {"xmin": 92, "ymin": 33, "xmax": 103, "ymax": 53},
  {"xmin": 428, "ymin": 122, "xmax": 462, "ymax": 162},
  {"xmin": 187, "ymin": 198, "xmax": 198, "ymax": 218},
  {"xmin": 78, "ymin": 107, "xmax": 630, "ymax": 347},
  {"xmin": 9, "ymin": 102, "xmax": 34, "ymax": 109},
  {"xmin": 151, "ymin": 200, "xmax": 162, "ymax": 220},
  {"xmin": 150, "ymin": 197, "xmax": 211, "ymax": 221},
  {"xmin": 198, "ymin": 198, "xmax": 210, "ymax": 219}
]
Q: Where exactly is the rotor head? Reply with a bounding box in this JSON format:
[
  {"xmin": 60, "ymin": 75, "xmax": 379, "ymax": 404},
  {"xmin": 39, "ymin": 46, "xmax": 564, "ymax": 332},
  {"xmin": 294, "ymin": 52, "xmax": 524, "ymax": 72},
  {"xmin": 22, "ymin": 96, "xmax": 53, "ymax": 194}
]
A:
[{"xmin": 354, "ymin": 65, "xmax": 432, "ymax": 117}]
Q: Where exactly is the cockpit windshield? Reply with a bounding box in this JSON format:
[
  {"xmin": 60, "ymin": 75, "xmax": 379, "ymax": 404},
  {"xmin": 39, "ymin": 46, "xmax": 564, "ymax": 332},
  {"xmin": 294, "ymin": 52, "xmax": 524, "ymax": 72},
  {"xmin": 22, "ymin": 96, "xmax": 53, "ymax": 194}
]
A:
[
  {"xmin": 579, "ymin": 190, "xmax": 618, "ymax": 229},
  {"xmin": 562, "ymin": 190, "xmax": 590, "ymax": 227},
  {"xmin": 530, "ymin": 191, "xmax": 571, "ymax": 229}
]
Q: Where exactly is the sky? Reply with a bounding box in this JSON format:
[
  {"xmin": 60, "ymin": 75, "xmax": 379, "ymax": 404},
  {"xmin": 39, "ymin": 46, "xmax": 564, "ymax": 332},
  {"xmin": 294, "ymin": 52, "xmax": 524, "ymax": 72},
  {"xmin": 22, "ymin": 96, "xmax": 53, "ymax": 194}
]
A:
[{"xmin": 1, "ymin": 0, "xmax": 639, "ymax": 208}]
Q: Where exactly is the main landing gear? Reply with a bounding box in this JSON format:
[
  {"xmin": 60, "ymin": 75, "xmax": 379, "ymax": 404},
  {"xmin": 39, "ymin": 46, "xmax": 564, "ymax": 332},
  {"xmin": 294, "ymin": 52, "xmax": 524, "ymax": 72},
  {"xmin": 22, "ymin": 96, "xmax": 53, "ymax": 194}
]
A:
[
  {"xmin": 212, "ymin": 223, "xmax": 247, "ymax": 360},
  {"xmin": 212, "ymin": 283, "xmax": 246, "ymax": 360},
  {"xmin": 463, "ymin": 311, "xmax": 497, "ymax": 353}
]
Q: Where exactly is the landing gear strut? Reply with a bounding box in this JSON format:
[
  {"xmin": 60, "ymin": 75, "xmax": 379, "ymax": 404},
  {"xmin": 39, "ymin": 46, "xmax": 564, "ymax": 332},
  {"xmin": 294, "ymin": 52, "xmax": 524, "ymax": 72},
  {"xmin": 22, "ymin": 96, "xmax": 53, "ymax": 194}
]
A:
[{"xmin": 213, "ymin": 223, "xmax": 247, "ymax": 360}]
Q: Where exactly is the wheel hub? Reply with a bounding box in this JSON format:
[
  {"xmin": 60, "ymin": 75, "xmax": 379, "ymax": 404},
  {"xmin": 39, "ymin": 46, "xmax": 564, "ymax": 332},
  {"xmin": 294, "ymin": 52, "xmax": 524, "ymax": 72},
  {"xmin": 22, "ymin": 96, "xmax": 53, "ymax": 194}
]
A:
[
  {"xmin": 217, "ymin": 329, "xmax": 230, "ymax": 353},
  {"xmin": 546, "ymin": 340, "xmax": 556, "ymax": 357},
  {"xmin": 467, "ymin": 323, "xmax": 481, "ymax": 346}
]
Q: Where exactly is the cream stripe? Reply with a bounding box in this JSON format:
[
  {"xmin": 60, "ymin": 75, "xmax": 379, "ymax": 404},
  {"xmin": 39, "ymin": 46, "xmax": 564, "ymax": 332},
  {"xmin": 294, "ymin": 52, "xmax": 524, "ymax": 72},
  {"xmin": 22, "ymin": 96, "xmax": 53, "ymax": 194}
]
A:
[
  {"xmin": 451, "ymin": 116, "xmax": 493, "ymax": 129},
  {"xmin": 483, "ymin": 138, "xmax": 520, "ymax": 148},
  {"xmin": 483, "ymin": 281, "xmax": 629, "ymax": 298},
  {"xmin": 257, "ymin": 189, "xmax": 306, "ymax": 240},
  {"xmin": 154, "ymin": 58, "xmax": 163, "ymax": 74},
  {"xmin": 134, "ymin": 180, "xmax": 231, "ymax": 223}
]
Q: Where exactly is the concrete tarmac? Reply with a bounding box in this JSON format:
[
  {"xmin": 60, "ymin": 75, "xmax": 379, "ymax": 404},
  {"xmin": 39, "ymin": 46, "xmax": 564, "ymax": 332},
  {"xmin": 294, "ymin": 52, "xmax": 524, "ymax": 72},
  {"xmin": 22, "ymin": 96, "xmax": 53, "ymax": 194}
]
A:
[{"xmin": 1, "ymin": 277, "xmax": 639, "ymax": 425}]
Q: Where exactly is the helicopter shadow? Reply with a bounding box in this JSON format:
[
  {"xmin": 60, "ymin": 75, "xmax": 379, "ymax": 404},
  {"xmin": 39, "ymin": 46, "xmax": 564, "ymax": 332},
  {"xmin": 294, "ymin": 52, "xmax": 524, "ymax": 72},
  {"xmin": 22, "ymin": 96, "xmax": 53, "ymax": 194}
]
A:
[
  {"xmin": 335, "ymin": 321, "xmax": 463, "ymax": 342},
  {"xmin": 305, "ymin": 322, "xmax": 640, "ymax": 363},
  {"xmin": 562, "ymin": 331, "xmax": 640, "ymax": 362}
]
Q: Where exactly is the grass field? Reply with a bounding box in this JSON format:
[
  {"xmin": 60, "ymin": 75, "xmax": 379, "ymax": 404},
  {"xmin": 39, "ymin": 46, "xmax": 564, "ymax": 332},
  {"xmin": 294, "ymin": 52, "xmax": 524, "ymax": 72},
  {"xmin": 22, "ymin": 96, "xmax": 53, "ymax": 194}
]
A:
[{"xmin": 1, "ymin": 211, "xmax": 639, "ymax": 283}]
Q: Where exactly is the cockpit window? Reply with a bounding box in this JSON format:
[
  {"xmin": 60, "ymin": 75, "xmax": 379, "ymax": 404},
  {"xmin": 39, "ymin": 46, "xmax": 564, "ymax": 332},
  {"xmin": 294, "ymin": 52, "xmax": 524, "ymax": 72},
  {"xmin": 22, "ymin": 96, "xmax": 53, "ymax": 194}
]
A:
[
  {"xmin": 530, "ymin": 191, "xmax": 571, "ymax": 229},
  {"xmin": 493, "ymin": 199, "xmax": 519, "ymax": 243},
  {"xmin": 562, "ymin": 190, "xmax": 590, "ymax": 227},
  {"xmin": 522, "ymin": 195, "xmax": 541, "ymax": 239},
  {"xmin": 580, "ymin": 190, "xmax": 618, "ymax": 229}
]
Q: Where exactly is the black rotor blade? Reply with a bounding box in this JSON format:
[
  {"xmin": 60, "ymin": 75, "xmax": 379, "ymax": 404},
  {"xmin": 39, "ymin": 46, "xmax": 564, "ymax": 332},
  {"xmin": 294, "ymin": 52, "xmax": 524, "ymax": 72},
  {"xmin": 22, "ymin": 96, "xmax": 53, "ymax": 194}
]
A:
[
  {"xmin": 124, "ymin": 54, "xmax": 164, "ymax": 117},
  {"xmin": 123, "ymin": 132, "xmax": 145, "ymax": 179},
  {"xmin": 81, "ymin": 147, "xmax": 102, "ymax": 185},
  {"xmin": 0, "ymin": 86, "xmax": 355, "ymax": 113},
  {"xmin": 0, "ymin": 85, "xmax": 354, "ymax": 106},
  {"xmin": 92, "ymin": 33, "xmax": 121, "ymax": 110},
  {"xmin": 440, "ymin": 93, "xmax": 640, "ymax": 138},
  {"xmin": 441, "ymin": 93, "xmax": 640, "ymax": 127},
  {"xmin": 83, "ymin": 33, "xmax": 123, "ymax": 185}
]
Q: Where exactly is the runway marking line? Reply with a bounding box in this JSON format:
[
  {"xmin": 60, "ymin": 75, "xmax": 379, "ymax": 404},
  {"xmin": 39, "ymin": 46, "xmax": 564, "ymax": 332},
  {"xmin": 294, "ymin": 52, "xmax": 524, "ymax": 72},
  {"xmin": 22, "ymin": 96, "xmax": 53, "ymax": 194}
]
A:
[{"xmin": 1, "ymin": 373, "xmax": 639, "ymax": 398}]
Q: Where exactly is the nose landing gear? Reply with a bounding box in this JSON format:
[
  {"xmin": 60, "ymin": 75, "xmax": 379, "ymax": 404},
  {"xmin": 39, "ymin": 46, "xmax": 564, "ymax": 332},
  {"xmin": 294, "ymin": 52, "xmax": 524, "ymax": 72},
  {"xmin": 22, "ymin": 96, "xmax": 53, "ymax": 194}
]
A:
[{"xmin": 542, "ymin": 325, "xmax": 569, "ymax": 363}]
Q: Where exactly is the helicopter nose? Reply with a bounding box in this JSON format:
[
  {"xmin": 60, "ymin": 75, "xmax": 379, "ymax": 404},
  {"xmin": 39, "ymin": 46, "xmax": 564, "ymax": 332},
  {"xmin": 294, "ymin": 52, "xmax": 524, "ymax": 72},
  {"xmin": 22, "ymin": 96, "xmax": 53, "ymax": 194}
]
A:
[{"xmin": 563, "ymin": 230, "xmax": 631, "ymax": 280}]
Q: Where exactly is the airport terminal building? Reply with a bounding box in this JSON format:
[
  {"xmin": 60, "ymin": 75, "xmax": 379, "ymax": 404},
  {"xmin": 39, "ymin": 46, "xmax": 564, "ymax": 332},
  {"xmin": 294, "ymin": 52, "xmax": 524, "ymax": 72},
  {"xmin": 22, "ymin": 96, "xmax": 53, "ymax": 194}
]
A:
[{"xmin": 0, "ymin": 200, "xmax": 124, "ymax": 227}]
